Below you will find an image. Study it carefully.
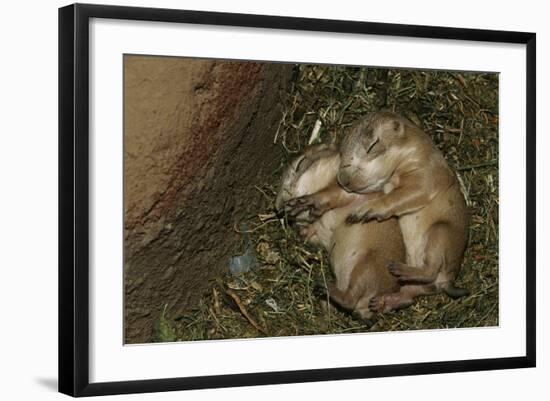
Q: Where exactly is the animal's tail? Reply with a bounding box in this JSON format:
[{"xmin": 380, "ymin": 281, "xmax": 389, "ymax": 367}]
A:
[{"xmin": 442, "ymin": 282, "xmax": 469, "ymax": 299}]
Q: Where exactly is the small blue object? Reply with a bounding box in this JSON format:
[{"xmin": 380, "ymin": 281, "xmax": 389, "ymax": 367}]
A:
[{"xmin": 229, "ymin": 223, "xmax": 259, "ymax": 276}]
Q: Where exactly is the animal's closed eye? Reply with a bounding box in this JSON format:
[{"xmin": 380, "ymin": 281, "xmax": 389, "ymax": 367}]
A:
[
  {"xmin": 366, "ymin": 138, "xmax": 380, "ymax": 154},
  {"xmin": 295, "ymin": 156, "xmax": 306, "ymax": 172}
]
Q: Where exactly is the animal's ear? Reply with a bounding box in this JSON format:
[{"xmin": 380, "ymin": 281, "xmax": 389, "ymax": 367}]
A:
[
  {"xmin": 377, "ymin": 118, "xmax": 405, "ymax": 140},
  {"xmin": 303, "ymin": 142, "xmax": 338, "ymax": 160},
  {"xmin": 390, "ymin": 119, "xmax": 405, "ymax": 137},
  {"xmin": 357, "ymin": 126, "xmax": 374, "ymax": 144}
]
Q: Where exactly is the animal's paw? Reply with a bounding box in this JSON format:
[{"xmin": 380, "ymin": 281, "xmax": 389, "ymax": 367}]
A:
[
  {"xmin": 346, "ymin": 207, "xmax": 389, "ymax": 224},
  {"xmin": 365, "ymin": 208, "xmax": 392, "ymax": 222},
  {"xmin": 283, "ymin": 196, "xmax": 308, "ymax": 214},
  {"xmin": 346, "ymin": 213, "xmax": 363, "ymax": 225},
  {"xmin": 352, "ymin": 312, "xmax": 375, "ymax": 327},
  {"xmin": 284, "ymin": 195, "xmax": 320, "ymax": 217},
  {"xmin": 345, "ymin": 206, "xmax": 373, "ymax": 224},
  {"xmin": 387, "ymin": 261, "xmax": 412, "ymax": 284},
  {"xmin": 313, "ymin": 279, "xmax": 328, "ymax": 297},
  {"xmin": 387, "ymin": 261, "xmax": 400, "ymax": 275},
  {"xmin": 368, "ymin": 296, "xmax": 386, "ymax": 313}
]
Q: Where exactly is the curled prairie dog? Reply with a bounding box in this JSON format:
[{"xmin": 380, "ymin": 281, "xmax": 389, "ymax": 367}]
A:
[
  {"xmin": 338, "ymin": 111, "xmax": 470, "ymax": 312},
  {"xmin": 276, "ymin": 143, "xmax": 405, "ymax": 319}
]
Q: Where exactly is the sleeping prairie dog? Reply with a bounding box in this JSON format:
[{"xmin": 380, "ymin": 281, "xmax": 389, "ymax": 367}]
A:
[
  {"xmin": 275, "ymin": 143, "xmax": 405, "ymax": 319},
  {"xmin": 338, "ymin": 112, "xmax": 470, "ymax": 312}
]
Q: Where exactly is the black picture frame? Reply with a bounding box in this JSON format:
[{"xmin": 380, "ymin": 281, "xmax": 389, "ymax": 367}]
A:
[{"xmin": 58, "ymin": 3, "xmax": 536, "ymax": 397}]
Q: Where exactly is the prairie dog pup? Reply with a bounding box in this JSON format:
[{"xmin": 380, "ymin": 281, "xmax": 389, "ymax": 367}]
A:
[
  {"xmin": 276, "ymin": 144, "xmax": 405, "ymax": 319},
  {"xmin": 338, "ymin": 112, "xmax": 469, "ymax": 312}
]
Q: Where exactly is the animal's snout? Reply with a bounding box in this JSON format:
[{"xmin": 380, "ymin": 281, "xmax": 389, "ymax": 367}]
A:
[
  {"xmin": 275, "ymin": 207, "xmax": 285, "ymax": 219},
  {"xmin": 274, "ymin": 193, "xmax": 286, "ymax": 213},
  {"xmin": 337, "ymin": 171, "xmax": 352, "ymax": 192}
]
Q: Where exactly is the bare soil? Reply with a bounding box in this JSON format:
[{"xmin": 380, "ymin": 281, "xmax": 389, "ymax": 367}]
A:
[{"xmin": 124, "ymin": 56, "xmax": 293, "ymax": 343}]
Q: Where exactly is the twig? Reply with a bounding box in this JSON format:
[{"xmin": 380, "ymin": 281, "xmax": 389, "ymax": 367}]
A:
[
  {"xmin": 319, "ymin": 253, "xmax": 331, "ymax": 325},
  {"xmin": 457, "ymin": 160, "xmax": 498, "ymax": 171},
  {"xmin": 212, "ymin": 287, "xmax": 221, "ymax": 315},
  {"xmin": 233, "ymin": 219, "xmax": 278, "ymax": 234},
  {"xmin": 226, "ymin": 289, "xmax": 268, "ymax": 335},
  {"xmin": 208, "ymin": 306, "xmax": 226, "ymax": 333},
  {"xmin": 273, "ymin": 110, "xmax": 287, "ymax": 144},
  {"xmin": 308, "ymin": 118, "xmax": 322, "ymax": 145},
  {"xmin": 254, "ymin": 185, "xmax": 275, "ymax": 201}
]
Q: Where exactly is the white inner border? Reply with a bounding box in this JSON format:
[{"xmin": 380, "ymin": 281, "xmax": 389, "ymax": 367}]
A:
[{"xmin": 89, "ymin": 18, "xmax": 526, "ymax": 383}]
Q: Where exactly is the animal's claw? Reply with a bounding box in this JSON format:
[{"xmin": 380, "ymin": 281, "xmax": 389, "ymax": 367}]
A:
[
  {"xmin": 368, "ymin": 296, "xmax": 385, "ymax": 312},
  {"xmin": 284, "ymin": 194, "xmax": 328, "ymax": 221},
  {"xmin": 346, "ymin": 213, "xmax": 362, "ymax": 224}
]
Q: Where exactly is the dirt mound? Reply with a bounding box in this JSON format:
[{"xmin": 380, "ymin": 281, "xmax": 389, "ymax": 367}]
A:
[{"xmin": 124, "ymin": 56, "xmax": 293, "ymax": 343}]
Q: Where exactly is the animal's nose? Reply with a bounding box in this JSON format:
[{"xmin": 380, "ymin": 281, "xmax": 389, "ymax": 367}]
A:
[{"xmin": 337, "ymin": 172, "xmax": 350, "ymax": 188}]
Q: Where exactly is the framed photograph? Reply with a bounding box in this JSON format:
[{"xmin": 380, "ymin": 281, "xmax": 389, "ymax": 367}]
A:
[{"xmin": 58, "ymin": 3, "xmax": 536, "ymax": 397}]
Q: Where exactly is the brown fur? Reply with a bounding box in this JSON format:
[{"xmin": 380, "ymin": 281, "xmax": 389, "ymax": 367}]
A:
[
  {"xmin": 276, "ymin": 144, "xmax": 405, "ymax": 319},
  {"xmin": 338, "ymin": 112, "xmax": 470, "ymax": 312}
]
